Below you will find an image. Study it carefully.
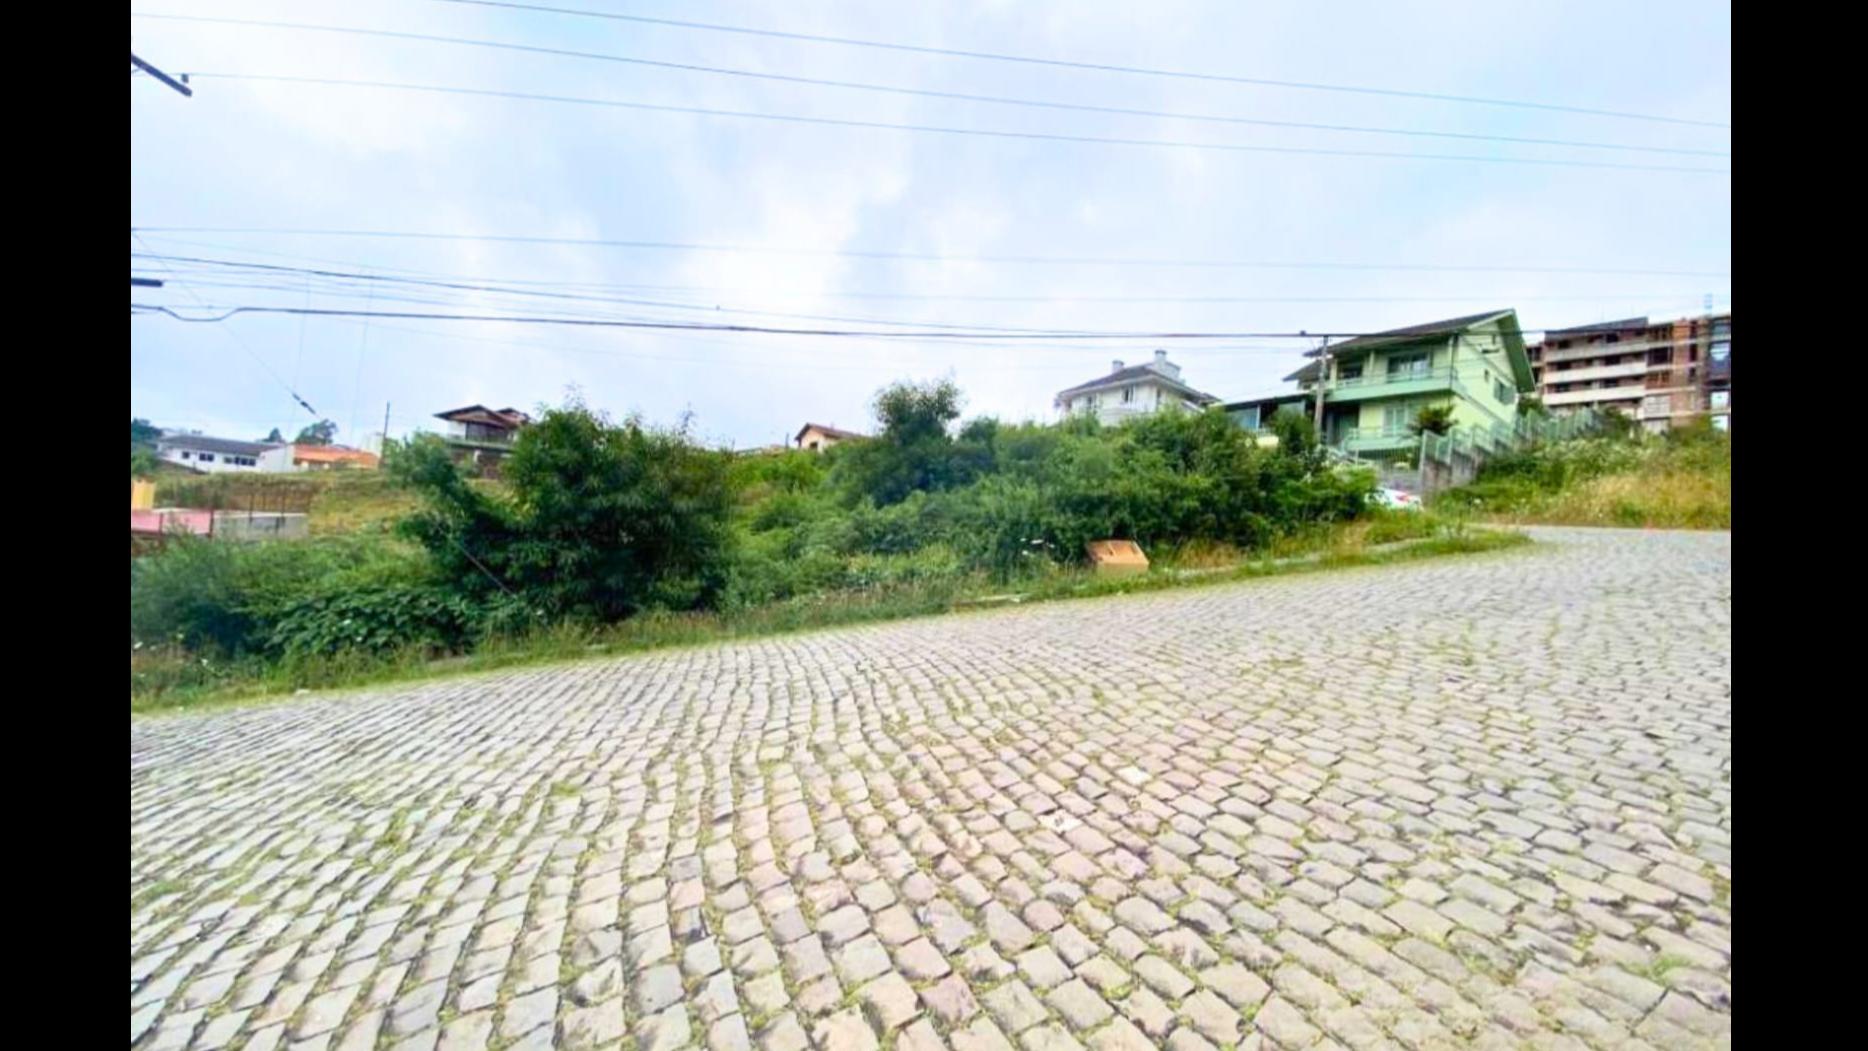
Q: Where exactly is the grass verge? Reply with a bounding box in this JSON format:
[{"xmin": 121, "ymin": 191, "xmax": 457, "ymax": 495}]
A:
[{"xmin": 133, "ymin": 520, "xmax": 1526, "ymax": 716}]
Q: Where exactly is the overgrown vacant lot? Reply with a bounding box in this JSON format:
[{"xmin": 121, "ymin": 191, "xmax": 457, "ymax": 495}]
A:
[
  {"xmin": 133, "ymin": 389, "xmax": 1424, "ymax": 708},
  {"xmin": 155, "ymin": 470, "xmax": 439, "ymax": 536},
  {"xmin": 131, "ymin": 527, "xmax": 1731, "ymax": 1051},
  {"xmin": 1435, "ymin": 421, "xmax": 1731, "ymax": 530}
]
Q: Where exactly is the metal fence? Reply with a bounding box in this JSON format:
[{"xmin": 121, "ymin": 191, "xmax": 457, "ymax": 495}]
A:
[
  {"xmin": 1417, "ymin": 408, "xmax": 1605, "ymax": 496},
  {"xmin": 153, "ymin": 475, "xmax": 318, "ymax": 516}
]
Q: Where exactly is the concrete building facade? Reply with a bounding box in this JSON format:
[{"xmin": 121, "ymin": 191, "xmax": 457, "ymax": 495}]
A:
[{"xmin": 1528, "ymin": 311, "xmax": 1731, "ymax": 433}]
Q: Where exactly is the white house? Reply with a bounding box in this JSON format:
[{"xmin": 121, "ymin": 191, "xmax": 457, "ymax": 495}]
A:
[
  {"xmin": 154, "ymin": 433, "xmax": 291, "ymax": 474},
  {"xmin": 1055, "ymin": 350, "xmax": 1220, "ymax": 425}
]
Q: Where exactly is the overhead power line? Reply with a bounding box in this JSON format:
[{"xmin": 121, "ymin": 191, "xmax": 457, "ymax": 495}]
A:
[
  {"xmin": 173, "ymin": 73, "xmax": 1727, "ymax": 174},
  {"xmin": 133, "ymin": 251, "xmax": 1128, "ymax": 335},
  {"xmin": 132, "ymin": 235, "xmax": 321, "ymax": 417},
  {"xmin": 131, "ymin": 302, "xmax": 1372, "ymax": 339},
  {"xmin": 133, "ymin": 236, "xmax": 1735, "ymax": 305},
  {"xmin": 131, "ymin": 228, "xmax": 1732, "ymax": 278},
  {"xmin": 137, "ymin": 23, "xmax": 1726, "ymax": 159},
  {"xmin": 422, "ymin": 0, "xmax": 1730, "ymax": 129},
  {"xmin": 133, "ymin": 9, "xmax": 1729, "ymax": 162},
  {"xmin": 134, "ymin": 252, "xmax": 1734, "ymax": 338},
  {"xmin": 130, "ymin": 302, "xmax": 1691, "ymax": 340}
]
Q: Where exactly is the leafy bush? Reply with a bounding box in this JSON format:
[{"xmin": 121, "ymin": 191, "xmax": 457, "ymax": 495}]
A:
[
  {"xmin": 1411, "ymin": 404, "xmax": 1456, "ymax": 436},
  {"xmin": 829, "ymin": 378, "xmax": 983, "ymax": 505},
  {"xmin": 392, "ymin": 401, "xmax": 736, "ymax": 621},
  {"xmin": 263, "ymin": 584, "xmax": 487, "ymax": 659},
  {"xmin": 129, "ymin": 535, "xmax": 449, "ymax": 657}
]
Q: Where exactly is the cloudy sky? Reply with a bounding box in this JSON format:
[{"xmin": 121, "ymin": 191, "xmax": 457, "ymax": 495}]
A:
[{"xmin": 131, "ymin": 0, "xmax": 1730, "ymax": 450}]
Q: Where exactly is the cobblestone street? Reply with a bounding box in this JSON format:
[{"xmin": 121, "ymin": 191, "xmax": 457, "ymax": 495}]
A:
[{"xmin": 132, "ymin": 528, "xmax": 1732, "ymax": 1051}]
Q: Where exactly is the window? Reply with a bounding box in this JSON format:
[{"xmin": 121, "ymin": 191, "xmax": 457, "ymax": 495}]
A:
[
  {"xmin": 1233, "ymin": 406, "xmax": 1260, "ymax": 430},
  {"xmin": 199, "ymin": 453, "xmax": 216, "ymax": 463},
  {"xmin": 1643, "ymin": 395, "xmax": 1670, "ymax": 416},
  {"xmin": 1709, "ymin": 390, "xmax": 1729, "ymax": 410},
  {"xmin": 1709, "ymin": 341, "xmax": 1730, "ymax": 363},
  {"xmin": 1122, "ymin": 386, "xmax": 1135, "ymax": 404},
  {"xmin": 1712, "ymin": 415, "xmax": 1729, "ymax": 432},
  {"xmin": 1387, "ymin": 352, "xmax": 1430, "ymax": 377},
  {"xmin": 1382, "ymin": 402, "xmax": 1414, "ymax": 432},
  {"xmin": 1338, "ymin": 361, "xmax": 1363, "ymax": 381},
  {"xmin": 179, "ymin": 451, "xmax": 193, "ymax": 460},
  {"xmin": 1495, "ymin": 380, "xmax": 1516, "ymax": 405}
]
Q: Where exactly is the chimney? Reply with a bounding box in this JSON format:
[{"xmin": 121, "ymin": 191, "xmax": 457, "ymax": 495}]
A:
[
  {"xmin": 1154, "ymin": 349, "xmax": 1168, "ymax": 366},
  {"xmin": 1151, "ymin": 349, "xmax": 1180, "ymax": 378},
  {"xmin": 1111, "ymin": 359, "xmax": 1124, "ymax": 373}
]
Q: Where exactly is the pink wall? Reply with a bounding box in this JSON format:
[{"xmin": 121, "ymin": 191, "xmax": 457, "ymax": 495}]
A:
[{"xmin": 131, "ymin": 509, "xmax": 213, "ymax": 536}]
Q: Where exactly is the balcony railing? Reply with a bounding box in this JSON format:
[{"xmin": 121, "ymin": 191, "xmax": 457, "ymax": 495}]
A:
[
  {"xmin": 1325, "ymin": 365, "xmax": 1457, "ymax": 390},
  {"xmin": 1338, "ymin": 426, "xmax": 1417, "ymax": 451}
]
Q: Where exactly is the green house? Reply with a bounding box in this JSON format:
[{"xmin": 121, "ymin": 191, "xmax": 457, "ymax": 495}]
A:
[{"xmin": 1283, "ymin": 309, "xmax": 1534, "ymax": 457}]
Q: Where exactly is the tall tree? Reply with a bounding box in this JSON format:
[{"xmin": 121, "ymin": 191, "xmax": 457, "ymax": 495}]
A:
[
  {"xmin": 295, "ymin": 419, "xmax": 338, "ymax": 445},
  {"xmin": 833, "ymin": 379, "xmax": 975, "ymax": 505}
]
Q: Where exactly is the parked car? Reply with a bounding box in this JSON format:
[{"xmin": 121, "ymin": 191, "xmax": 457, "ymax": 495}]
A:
[{"xmin": 1370, "ymin": 487, "xmax": 1422, "ymax": 511}]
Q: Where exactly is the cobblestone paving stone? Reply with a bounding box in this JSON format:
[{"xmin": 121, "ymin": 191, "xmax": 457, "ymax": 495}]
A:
[{"xmin": 132, "ymin": 528, "xmax": 1731, "ymax": 1050}]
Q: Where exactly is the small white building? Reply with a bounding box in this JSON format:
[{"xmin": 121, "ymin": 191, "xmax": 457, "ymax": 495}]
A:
[
  {"xmin": 1055, "ymin": 350, "xmax": 1219, "ymax": 425},
  {"xmin": 154, "ymin": 433, "xmax": 291, "ymax": 474}
]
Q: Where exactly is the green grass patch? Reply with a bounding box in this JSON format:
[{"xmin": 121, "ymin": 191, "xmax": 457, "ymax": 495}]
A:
[{"xmin": 1433, "ymin": 422, "xmax": 1729, "ymax": 530}]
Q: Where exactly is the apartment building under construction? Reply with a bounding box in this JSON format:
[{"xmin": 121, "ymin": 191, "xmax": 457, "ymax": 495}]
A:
[{"xmin": 1527, "ymin": 311, "xmax": 1731, "ymax": 433}]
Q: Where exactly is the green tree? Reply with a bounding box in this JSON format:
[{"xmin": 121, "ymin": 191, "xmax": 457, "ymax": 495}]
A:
[
  {"xmin": 833, "ymin": 378, "xmax": 978, "ymax": 505},
  {"xmin": 876, "ymin": 378, "xmax": 962, "ymax": 444},
  {"xmin": 131, "ymin": 446, "xmax": 159, "ymax": 479},
  {"xmin": 1268, "ymin": 407, "xmax": 1318, "ymax": 458},
  {"xmin": 393, "ymin": 400, "xmax": 736, "ymax": 621},
  {"xmin": 262, "ymin": 428, "xmax": 285, "ymax": 443},
  {"xmin": 1517, "ymin": 395, "xmax": 1549, "ymax": 419},
  {"xmin": 295, "ymin": 419, "xmax": 338, "ymax": 445},
  {"xmin": 131, "ymin": 418, "xmax": 161, "ymax": 449},
  {"xmin": 1411, "ymin": 404, "xmax": 1456, "ymax": 436}
]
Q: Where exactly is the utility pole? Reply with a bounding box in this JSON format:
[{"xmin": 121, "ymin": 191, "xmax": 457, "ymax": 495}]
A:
[
  {"xmin": 131, "ymin": 52, "xmax": 192, "ymax": 97},
  {"xmin": 1311, "ymin": 336, "xmax": 1331, "ymax": 438},
  {"xmin": 381, "ymin": 402, "xmax": 392, "ymax": 454},
  {"xmin": 133, "ymin": 52, "xmax": 189, "ymax": 288}
]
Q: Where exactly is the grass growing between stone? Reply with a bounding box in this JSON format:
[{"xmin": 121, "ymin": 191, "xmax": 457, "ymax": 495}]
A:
[{"xmin": 132, "ymin": 518, "xmax": 1526, "ymax": 715}]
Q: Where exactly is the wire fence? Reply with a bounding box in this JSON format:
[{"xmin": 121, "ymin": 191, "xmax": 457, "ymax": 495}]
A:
[{"xmin": 154, "ymin": 475, "xmax": 318, "ymax": 515}]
